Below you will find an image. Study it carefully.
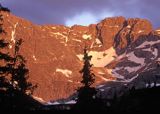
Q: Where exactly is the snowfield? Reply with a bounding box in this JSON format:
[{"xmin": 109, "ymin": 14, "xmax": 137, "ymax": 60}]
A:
[{"xmin": 77, "ymin": 47, "xmax": 117, "ymax": 67}]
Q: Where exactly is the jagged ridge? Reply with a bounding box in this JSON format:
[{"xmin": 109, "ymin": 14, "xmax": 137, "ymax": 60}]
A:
[{"xmin": 0, "ymin": 10, "xmax": 160, "ymax": 102}]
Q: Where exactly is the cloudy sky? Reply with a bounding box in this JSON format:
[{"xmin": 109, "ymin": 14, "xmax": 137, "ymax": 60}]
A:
[{"xmin": 1, "ymin": 0, "xmax": 160, "ymax": 28}]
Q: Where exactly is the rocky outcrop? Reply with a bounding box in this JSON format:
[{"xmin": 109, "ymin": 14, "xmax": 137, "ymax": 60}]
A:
[{"xmin": 0, "ymin": 10, "xmax": 159, "ymax": 102}]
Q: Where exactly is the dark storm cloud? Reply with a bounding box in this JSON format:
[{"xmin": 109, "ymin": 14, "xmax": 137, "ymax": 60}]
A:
[{"xmin": 1, "ymin": 0, "xmax": 160, "ymax": 28}]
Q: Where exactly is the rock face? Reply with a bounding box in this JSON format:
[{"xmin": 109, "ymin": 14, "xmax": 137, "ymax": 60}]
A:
[{"xmin": 1, "ymin": 10, "xmax": 160, "ymax": 102}]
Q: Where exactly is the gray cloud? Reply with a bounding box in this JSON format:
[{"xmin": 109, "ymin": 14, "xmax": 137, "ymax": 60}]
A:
[{"xmin": 1, "ymin": 0, "xmax": 160, "ymax": 28}]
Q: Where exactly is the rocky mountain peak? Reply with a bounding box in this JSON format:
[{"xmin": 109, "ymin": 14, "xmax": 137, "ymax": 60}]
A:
[{"xmin": 0, "ymin": 10, "xmax": 160, "ymax": 102}]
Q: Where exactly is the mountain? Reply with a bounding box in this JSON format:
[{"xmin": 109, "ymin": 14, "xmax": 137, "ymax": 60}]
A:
[{"xmin": 1, "ymin": 10, "xmax": 160, "ymax": 102}]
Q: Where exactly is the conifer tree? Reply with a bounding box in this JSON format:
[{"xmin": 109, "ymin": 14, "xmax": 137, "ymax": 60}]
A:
[
  {"xmin": 0, "ymin": 11, "xmax": 36, "ymax": 95},
  {"xmin": 11, "ymin": 39, "xmax": 36, "ymax": 94},
  {"xmin": 0, "ymin": 13, "xmax": 13, "ymax": 91},
  {"xmin": 0, "ymin": 5, "xmax": 36, "ymax": 110},
  {"xmin": 79, "ymin": 46, "xmax": 95, "ymax": 87},
  {"xmin": 75, "ymin": 46, "xmax": 97, "ymax": 110}
]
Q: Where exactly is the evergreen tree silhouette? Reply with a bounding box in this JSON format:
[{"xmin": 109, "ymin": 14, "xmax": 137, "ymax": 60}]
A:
[
  {"xmin": 10, "ymin": 39, "xmax": 37, "ymax": 95},
  {"xmin": 0, "ymin": 8, "xmax": 37, "ymax": 110},
  {"xmin": 74, "ymin": 46, "xmax": 98, "ymax": 111},
  {"xmin": 0, "ymin": 3, "xmax": 10, "ymax": 12},
  {"xmin": 0, "ymin": 11, "xmax": 14, "ymax": 109},
  {"xmin": 0, "ymin": 11, "xmax": 12, "ymax": 90},
  {"xmin": 80, "ymin": 46, "xmax": 95, "ymax": 87}
]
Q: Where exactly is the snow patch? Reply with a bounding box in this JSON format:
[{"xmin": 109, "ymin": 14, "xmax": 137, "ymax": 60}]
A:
[
  {"xmin": 33, "ymin": 96, "xmax": 46, "ymax": 103},
  {"xmin": 63, "ymin": 32, "xmax": 67, "ymax": 34},
  {"xmin": 152, "ymin": 48, "xmax": 158, "ymax": 58},
  {"xmin": 13, "ymin": 81, "xmax": 18, "ymax": 85},
  {"xmin": 56, "ymin": 68, "xmax": 72, "ymax": 78},
  {"xmin": 51, "ymin": 27, "xmax": 56, "ymax": 29},
  {"xmin": 65, "ymin": 100, "xmax": 76, "ymax": 104},
  {"xmin": 125, "ymin": 66, "xmax": 141, "ymax": 73},
  {"xmin": 142, "ymin": 48, "xmax": 151, "ymax": 51},
  {"xmin": 122, "ymin": 74, "xmax": 139, "ymax": 83},
  {"xmin": 106, "ymin": 69, "xmax": 112, "ymax": 75},
  {"xmin": 82, "ymin": 34, "xmax": 92, "ymax": 40},
  {"xmin": 97, "ymin": 75, "xmax": 111, "ymax": 81},
  {"xmin": 98, "ymin": 72, "xmax": 105, "ymax": 75},
  {"xmin": 51, "ymin": 32, "xmax": 68, "ymax": 43},
  {"xmin": 145, "ymin": 83, "xmax": 160, "ymax": 88},
  {"xmin": 156, "ymin": 83, "xmax": 160, "ymax": 86},
  {"xmin": 146, "ymin": 83, "xmax": 160, "ymax": 87},
  {"xmin": 32, "ymin": 55, "xmax": 37, "ymax": 61},
  {"xmin": 9, "ymin": 45, "xmax": 12, "ymax": 49},
  {"xmin": 98, "ymin": 45, "xmax": 103, "ymax": 47},
  {"xmin": 112, "ymin": 68, "xmax": 125, "ymax": 79},
  {"xmin": 72, "ymin": 33, "xmax": 77, "ymax": 35},
  {"xmin": 68, "ymin": 80, "xmax": 73, "ymax": 82},
  {"xmin": 72, "ymin": 38, "xmax": 82, "ymax": 42},
  {"xmin": 97, "ymin": 84, "xmax": 105, "ymax": 88},
  {"xmin": 136, "ymin": 40, "xmax": 160, "ymax": 49},
  {"xmin": 47, "ymin": 100, "xmax": 76, "ymax": 106},
  {"xmin": 90, "ymin": 42, "xmax": 94, "ymax": 49},
  {"xmin": 100, "ymin": 89, "xmax": 105, "ymax": 91},
  {"xmin": 109, "ymin": 25, "xmax": 119, "ymax": 28},
  {"xmin": 95, "ymin": 38, "xmax": 102, "ymax": 44},
  {"xmin": 113, "ymin": 74, "xmax": 139, "ymax": 83},
  {"xmin": 142, "ymin": 47, "xmax": 158, "ymax": 59},
  {"xmin": 77, "ymin": 47, "xmax": 117, "ymax": 67},
  {"xmin": 155, "ymin": 29, "xmax": 160, "ymax": 34},
  {"xmin": 47, "ymin": 101, "xmax": 60, "ymax": 105},
  {"xmin": 116, "ymin": 53, "xmax": 126, "ymax": 61},
  {"xmin": 127, "ymin": 52, "xmax": 145, "ymax": 65},
  {"xmin": 11, "ymin": 22, "xmax": 18, "ymax": 43},
  {"xmin": 127, "ymin": 25, "xmax": 131, "ymax": 28},
  {"xmin": 157, "ymin": 58, "xmax": 160, "ymax": 62},
  {"xmin": 138, "ymin": 30, "xmax": 144, "ymax": 33},
  {"xmin": 89, "ymin": 47, "xmax": 117, "ymax": 67}
]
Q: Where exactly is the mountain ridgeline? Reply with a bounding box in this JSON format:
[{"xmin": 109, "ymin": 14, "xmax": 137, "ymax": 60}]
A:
[{"xmin": 0, "ymin": 8, "xmax": 160, "ymax": 103}]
